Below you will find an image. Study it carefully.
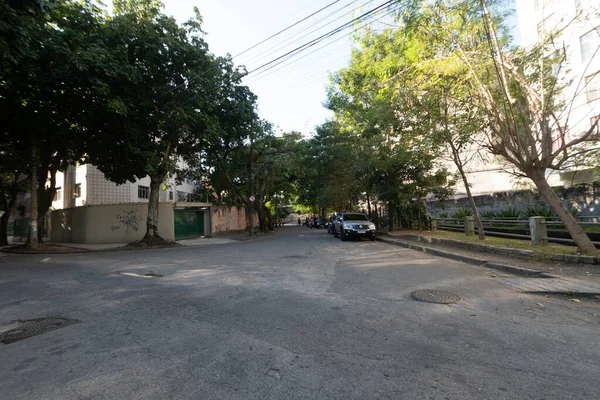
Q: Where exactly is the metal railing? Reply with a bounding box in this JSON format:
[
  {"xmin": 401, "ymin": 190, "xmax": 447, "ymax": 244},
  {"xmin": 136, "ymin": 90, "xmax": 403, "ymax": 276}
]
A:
[{"xmin": 432, "ymin": 215, "xmax": 600, "ymax": 247}]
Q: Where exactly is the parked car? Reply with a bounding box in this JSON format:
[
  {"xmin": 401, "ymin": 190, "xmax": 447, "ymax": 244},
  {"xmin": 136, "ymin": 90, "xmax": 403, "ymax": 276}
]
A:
[
  {"xmin": 312, "ymin": 216, "xmax": 326, "ymax": 229},
  {"xmin": 333, "ymin": 212, "xmax": 376, "ymax": 241}
]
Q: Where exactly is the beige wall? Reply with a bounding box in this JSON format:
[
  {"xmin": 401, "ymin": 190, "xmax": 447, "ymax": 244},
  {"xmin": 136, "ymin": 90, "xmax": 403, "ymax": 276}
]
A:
[
  {"xmin": 211, "ymin": 205, "xmax": 257, "ymax": 234},
  {"xmin": 51, "ymin": 203, "xmax": 175, "ymax": 244}
]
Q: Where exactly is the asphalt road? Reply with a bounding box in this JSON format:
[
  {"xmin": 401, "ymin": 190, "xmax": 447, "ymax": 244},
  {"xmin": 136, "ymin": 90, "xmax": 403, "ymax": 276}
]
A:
[{"xmin": 1, "ymin": 226, "xmax": 599, "ymax": 400}]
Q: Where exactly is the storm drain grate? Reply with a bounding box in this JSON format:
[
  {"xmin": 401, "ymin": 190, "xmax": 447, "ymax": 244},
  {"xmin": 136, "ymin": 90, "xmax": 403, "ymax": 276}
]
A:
[
  {"xmin": 0, "ymin": 317, "xmax": 79, "ymax": 344},
  {"xmin": 411, "ymin": 290, "xmax": 462, "ymax": 304}
]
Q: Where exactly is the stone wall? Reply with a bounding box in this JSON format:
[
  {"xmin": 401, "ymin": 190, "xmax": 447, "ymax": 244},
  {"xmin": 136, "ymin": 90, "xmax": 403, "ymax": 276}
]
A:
[{"xmin": 428, "ymin": 182, "xmax": 600, "ymax": 217}]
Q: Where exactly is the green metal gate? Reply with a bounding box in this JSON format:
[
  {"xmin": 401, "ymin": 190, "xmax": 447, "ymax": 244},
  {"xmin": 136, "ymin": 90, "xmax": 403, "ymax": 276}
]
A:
[{"xmin": 174, "ymin": 209, "xmax": 204, "ymax": 240}]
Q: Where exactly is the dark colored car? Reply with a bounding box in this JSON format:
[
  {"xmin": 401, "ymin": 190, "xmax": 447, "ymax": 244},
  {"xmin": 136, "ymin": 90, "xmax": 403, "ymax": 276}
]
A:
[
  {"xmin": 333, "ymin": 212, "xmax": 376, "ymax": 241},
  {"xmin": 312, "ymin": 217, "xmax": 325, "ymax": 229}
]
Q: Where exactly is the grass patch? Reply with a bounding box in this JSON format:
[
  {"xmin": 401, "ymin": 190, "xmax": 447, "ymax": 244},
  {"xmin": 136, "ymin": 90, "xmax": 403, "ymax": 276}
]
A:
[{"xmin": 425, "ymin": 230, "xmax": 599, "ymax": 258}]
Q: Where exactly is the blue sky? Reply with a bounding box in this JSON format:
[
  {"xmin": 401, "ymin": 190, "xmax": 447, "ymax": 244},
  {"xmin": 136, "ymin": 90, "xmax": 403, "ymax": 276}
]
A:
[{"xmin": 160, "ymin": 0, "xmax": 518, "ymax": 135}]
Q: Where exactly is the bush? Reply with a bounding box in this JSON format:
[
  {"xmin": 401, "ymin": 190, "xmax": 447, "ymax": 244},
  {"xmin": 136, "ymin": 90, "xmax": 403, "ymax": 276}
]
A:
[
  {"xmin": 480, "ymin": 210, "xmax": 497, "ymax": 219},
  {"xmin": 496, "ymin": 207, "xmax": 520, "ymax": 219},
  {"xmin": 521, "ymin": 205, "xmax": 557, "ymax": 219},
  {"xmin": 438, "ymin": 212, "xmax": 448, "ymax": 219},
  {"xmin": 451, "ymin": 208, "xmax": 472, "ymax": 219}
]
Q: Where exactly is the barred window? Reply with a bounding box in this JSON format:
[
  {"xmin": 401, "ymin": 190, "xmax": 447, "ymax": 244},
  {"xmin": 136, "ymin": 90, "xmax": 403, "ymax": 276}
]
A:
[{"xmin": 138, "ymin": 185, "xmax": 149, "ymax": 199}]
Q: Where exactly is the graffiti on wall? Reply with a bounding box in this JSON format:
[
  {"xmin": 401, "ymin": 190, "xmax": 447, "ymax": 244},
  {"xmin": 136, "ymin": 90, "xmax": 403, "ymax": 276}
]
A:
[{"xmin": 111, "ymin": 209, "xmax": 141, "ymax": 232}]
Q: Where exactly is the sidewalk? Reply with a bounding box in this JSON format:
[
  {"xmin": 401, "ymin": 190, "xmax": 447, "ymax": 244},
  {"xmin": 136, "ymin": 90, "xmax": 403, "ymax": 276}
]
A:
[
  {"xmin": 377, "ymin": 231, "xmax": 600, "ymax": 284},
  {"xmin": 1, "ymin": 235, "xmax": 244, "ymax": 253}
]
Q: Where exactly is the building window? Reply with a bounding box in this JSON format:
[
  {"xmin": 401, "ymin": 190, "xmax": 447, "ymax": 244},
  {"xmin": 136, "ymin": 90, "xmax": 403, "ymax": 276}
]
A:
[
  {"xmin": 54, "ymin": 188, "xmax": 62, "ymax": 201},
  {"xmin": 74, "ymin": 183, "xmax": 81, "ymax": 198},
  {"xmin": 169, "ymin": 191, "xmax": 173, "ymax": 201},
  {"xmin": 580, "ymin": 27, "xmax": 599, "ymax": 63},
  {"xmin": 177, "ymin": 191, "xmax": 186, "ymax": 202},
  {"xmin": 187, "ymin": 193, "xmax": 194, "ymax": 202},
  {"xmin": 586, "ymin": 72, "xmax": 600, "ymax": 102},
  {"xmin": 138, "ymin": 185, "xmax": 149, "ymax": 199},
  {"xmin": 591, "ymin": 116, "xmax": 600, "ymax": 139}
]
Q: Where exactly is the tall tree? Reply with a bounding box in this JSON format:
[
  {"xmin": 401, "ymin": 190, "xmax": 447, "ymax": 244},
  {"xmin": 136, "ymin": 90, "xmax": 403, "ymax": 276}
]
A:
[{"xmin": 85, "ymin": 0, "xmax": 224, "ymax": 244}]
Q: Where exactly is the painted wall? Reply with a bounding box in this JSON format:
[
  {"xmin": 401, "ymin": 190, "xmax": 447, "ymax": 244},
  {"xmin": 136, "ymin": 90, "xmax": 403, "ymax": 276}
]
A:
[
  {"xmin": 51, "ymin": 203, "xmax": 175, "ymax": 244},
  {"xmin": 211, "ymin": 205, "xmax": 258, "ymax": 234}
]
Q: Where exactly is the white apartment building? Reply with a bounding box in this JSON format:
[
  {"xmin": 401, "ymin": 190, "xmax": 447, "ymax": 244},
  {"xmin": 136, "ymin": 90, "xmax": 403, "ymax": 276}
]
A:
[
  {"xmin": 50, "ymin": 163, "xmax": 199, "ymax": 211},
  {"xmin": 447, "ymin": 0, "xmax": 599, "ymax": 198}
]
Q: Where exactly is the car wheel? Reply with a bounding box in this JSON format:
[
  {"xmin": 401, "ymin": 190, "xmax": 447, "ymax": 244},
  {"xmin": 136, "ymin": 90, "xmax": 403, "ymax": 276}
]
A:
[
  {"xmin": 334, "ymin": 229, "xmax": 339, "ymax": 238},
  {"xmin": 340, "ymin": 229, "xmax": 347, "ymax": 241}
]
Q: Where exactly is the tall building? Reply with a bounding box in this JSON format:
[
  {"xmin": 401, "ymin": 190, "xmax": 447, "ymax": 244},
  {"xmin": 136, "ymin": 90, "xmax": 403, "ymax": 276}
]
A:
[{"xmin": 445, "ymin": 0, "xmax": 599, "ymax": 199}]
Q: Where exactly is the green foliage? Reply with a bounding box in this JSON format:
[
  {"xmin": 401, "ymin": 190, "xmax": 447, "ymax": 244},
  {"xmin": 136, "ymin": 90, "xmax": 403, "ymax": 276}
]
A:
[
  {"xmin": 438, "ymin": 212, "xmax": 448, "ymax": 219},
  {"xmin": 521, "ymin": 205, "xmax": 557, "ymax": 219},
  {"xmin": 496, "ymin": 207, "xmax": 520, "ymax": 219},
  {"xmin": 451, "ymin": 208, "xmax": 472, "ymax": 219},
  {"xmin": 480, "ymin": 210, "xmax": 497, "ymax": 219}
]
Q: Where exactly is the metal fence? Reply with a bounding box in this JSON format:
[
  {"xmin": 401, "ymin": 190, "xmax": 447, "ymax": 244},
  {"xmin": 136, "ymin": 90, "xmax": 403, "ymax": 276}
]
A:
[{"xmin": 432, "ymin": 216, "xmax": 600, "ymax": 247}]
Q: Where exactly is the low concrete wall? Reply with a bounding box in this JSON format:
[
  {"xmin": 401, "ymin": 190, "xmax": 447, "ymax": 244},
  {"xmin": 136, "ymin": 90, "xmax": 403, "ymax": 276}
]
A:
[
  {"xmin": 51, "ymin": 203, "xmax": 175, "ymax": 244},
  {"xmin": 429, "ymin": 182, "xmax": 600, "ymax": 218},
  {"xmin": 212, "ymin": 205, "xmax": 258, "ymax": 234}
]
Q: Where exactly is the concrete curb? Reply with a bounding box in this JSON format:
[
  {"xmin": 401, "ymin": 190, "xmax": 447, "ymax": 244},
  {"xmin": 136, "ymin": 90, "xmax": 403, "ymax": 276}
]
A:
[
  {"xmin": 376, "ymin": 235, "xmax": 556, "ymax": 278},
  {"xmin": 0, "ymin": 235, "xmax": 268, "ymax": 255}
]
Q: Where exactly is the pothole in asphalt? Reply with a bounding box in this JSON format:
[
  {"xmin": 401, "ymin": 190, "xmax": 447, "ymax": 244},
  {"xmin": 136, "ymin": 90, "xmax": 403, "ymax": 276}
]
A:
[
  {"xmin": 282, "ymin": 254, "xmax": 308, "ymax": 259},
  {"xmin": 0, "ymin": 317, "xmax": 80, "ymax": 344},
  {"xmin": 411, "ymin": 290, "xmax": 462, "ymax": 304}
]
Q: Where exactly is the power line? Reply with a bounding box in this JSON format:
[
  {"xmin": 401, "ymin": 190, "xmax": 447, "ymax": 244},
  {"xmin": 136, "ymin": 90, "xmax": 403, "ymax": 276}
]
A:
[
  {"xmin": 157, "ymin": 0, "xmax": 352, "ymax": 99},
  {"xmin": 239, "ymin": 0, "xmax": 366, "ymax": 66},
  {"xmin": 245, "ymin": 5, "xmax": 396, "ymax": 84},
  {"xmin": 233, "ymin": 0, "xmax": 344, "ymax": 59},
  {"xmin": 246, "ymin": 0, "xmax": 397, "ymax": 77}
]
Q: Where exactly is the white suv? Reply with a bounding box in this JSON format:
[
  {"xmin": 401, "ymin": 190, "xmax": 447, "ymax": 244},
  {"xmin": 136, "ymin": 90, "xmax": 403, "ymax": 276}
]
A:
[{"xmin": 333, "ymin": 213, "xmax": 376, "ymax": 241}]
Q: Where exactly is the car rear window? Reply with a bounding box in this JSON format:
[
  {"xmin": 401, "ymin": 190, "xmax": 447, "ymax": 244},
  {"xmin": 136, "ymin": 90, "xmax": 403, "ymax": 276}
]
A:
[{"xmin": 343, "ymin": 214, "xmax": 368, "ymax": 221}]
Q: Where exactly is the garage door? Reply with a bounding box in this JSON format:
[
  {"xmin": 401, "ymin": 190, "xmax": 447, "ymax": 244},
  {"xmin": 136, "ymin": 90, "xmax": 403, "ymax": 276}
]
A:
[{"xmin": 174, "ymin": 210, "xmax": 204, "ymax": 240}]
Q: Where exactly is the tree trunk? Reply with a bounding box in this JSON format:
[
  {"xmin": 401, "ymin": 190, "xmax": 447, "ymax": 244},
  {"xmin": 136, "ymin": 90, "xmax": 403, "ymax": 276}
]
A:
[
  {"xmin": 264, "ymin": 203, "xmax": 273, "ymax": 231},
  {"xmin": 366, "ymin": 192, "xmax": 372, "ymax": 220},
  {"xmin": 530, "ymin": 169, "xmax": 597, "ymax": 254},
  {"xmin": 455, "ymin": 158, "xmax": 486, "ymax": 240},
  {"xmin": 0, "ymin": 172, "xmax": 22, "ymax": 246},
  {"xmin": 27, "ymin": 146, "xmax": 39, "ymax": 250},
  {"xmin": 143, "ymin": 175, "xmax": 163, "ymax": 242},
  {"xmin": 388, "ymin": 201, "xmax": 395, "ymax": 232},
  {"xmin": 37, "ymin": 166, "xmax": 57, "ymax": 242},
  {"xmin": 0, "ymin": 213, "xmax": 8, "ymax": 246}
]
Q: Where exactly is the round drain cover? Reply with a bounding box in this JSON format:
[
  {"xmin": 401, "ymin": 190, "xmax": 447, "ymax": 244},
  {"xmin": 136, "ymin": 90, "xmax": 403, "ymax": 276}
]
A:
[
  {"xmin": 411, "ymin": 290, "xmax": 461, "ymax": 304},
  {"xmin": 0, "ymin": 317, "xmax": 75, "ymax": 344}
]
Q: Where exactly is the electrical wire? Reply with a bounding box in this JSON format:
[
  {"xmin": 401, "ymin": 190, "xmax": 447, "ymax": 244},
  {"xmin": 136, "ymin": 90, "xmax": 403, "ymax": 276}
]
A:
[
  {"xmin": 233, "ymin": 0, "xmax": 344, "ymax": 59},
  {"xmin": 245, "ymin": 6, "xmax": 396, "ymax": 85},
  {"xmin": 239, "ymin": 0, "xmax": 367, "ymax": 67},
  {"xmin": 245, "ymin": 0, "xmax": 397, "ymax": 77}
]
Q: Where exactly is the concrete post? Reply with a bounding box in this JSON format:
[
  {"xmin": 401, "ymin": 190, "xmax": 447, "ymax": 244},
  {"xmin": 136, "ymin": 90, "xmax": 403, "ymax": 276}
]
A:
[
  {"xmin": 529, "ymin": 216, "xmax": 548, "ymax": 246},
  {"xmin": 464, "ymin": 216, "xmax": 475, "ymax": 236},
  {"xmin": 431, "ymin": 219, "xmax": 437, "ymax": 231}
]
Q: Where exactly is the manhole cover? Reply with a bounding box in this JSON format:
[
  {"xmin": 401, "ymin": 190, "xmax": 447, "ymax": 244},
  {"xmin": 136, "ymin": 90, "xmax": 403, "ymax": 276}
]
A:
[
  {"xmin": 411, "ymin": 290, "xmax": 461, "ymax": 304},
  {"xmin": 0, "ymin": 317, "xmax": 79, "ymax": 344}
]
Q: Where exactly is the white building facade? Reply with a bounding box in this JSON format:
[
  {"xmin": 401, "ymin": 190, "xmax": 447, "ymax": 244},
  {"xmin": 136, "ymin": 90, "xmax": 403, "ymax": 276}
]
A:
[
  {"xmin": 50, "ymin": 164, "xmax": 199, "ymax": 211},
  {"xmin": 446, "ymin": 0, "xmax": 599, "ymax": 199}
]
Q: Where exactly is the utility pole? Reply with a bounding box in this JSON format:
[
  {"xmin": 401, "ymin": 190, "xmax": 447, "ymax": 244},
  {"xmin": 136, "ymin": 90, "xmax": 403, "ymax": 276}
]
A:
[{"xmin": 248, "ymin": 133, "xmax": 254, "ymax": 237}]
